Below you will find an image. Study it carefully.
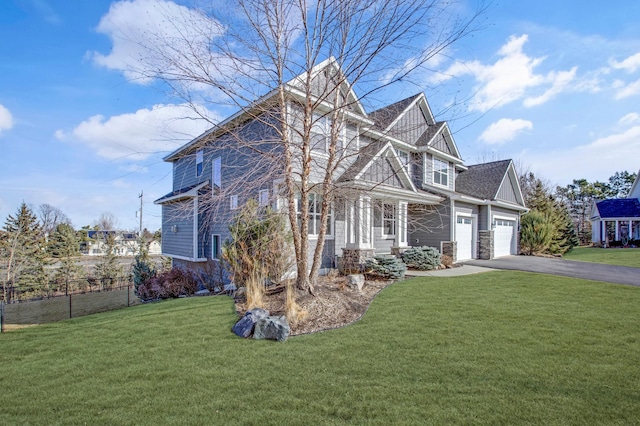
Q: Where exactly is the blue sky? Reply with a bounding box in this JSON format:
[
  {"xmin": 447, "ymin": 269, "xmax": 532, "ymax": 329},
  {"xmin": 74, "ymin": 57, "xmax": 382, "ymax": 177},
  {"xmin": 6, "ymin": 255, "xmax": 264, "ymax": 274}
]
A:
[{"xmin": 1, "ymin": 0, "xmax": 640, "ymax": 231}]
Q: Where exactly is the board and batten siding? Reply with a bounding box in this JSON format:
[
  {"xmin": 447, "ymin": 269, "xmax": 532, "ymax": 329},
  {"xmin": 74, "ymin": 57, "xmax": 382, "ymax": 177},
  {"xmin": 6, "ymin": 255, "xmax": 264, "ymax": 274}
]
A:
[
  {"xmin": 388, "ymin": 102, "xmax": 430, "ymax": 143},
  {"xmin": 496, "ymin": 175, "xmax": 520, "ymax": 204}
]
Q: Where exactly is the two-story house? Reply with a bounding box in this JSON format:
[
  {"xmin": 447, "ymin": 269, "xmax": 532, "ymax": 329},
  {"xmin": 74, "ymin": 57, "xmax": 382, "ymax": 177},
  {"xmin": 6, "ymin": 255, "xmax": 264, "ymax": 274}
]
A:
[{"xmin": 155, "ymin": 58, "xmax": 527, "ymax": 273}]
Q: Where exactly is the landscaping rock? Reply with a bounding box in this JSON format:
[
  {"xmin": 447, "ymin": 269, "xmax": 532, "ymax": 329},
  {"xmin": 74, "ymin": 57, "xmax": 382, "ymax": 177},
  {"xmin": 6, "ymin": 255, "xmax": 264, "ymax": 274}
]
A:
[
  {"xmin": 195, "ymin": 289, "xmax": 211, "ymax": 296},
  {"xmin": 232, "ymin": 308, "xmax": 270, "ymax": 338},
  {"xmin": 347, "ymin": 274, "xmax": 365, "ymax": 290},
  {"xmin": 253, "ymin": 316, "xmax": 290, "ymax": 342}
]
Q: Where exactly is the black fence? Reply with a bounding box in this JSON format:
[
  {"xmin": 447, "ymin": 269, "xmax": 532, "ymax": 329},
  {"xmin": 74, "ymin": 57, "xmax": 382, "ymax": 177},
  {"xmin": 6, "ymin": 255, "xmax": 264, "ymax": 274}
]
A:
[
  {"xmin": 1, "ymin": 275, "xmax": 133, "ymax": 304},
  {"xmin": 0, "ymin": 277, "xmax": 139, "ymax": 332}
]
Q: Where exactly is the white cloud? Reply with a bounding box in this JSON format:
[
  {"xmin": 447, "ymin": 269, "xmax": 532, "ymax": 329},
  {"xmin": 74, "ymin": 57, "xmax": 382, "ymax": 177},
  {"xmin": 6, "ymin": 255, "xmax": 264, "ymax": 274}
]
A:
[
  {"xmin": 610, "ymin": 52, "xmax": 640, "ymax": 73},
  {"xmin": 518, "ymin": 125, "xmax": 640, "ymax": 185},
  {"xmin": 434, "ymin": 34, "xmax": 581, "ymax": 112},
  {"xmin": 91, "ymin": 0, "xmax": 224, "ymax": 84},
  {"xmin": 614, "ymin": 78, "xmax": 640, "ymax": 99},
  {"xmin": 619, "ymin": 112, "xmax": 640, "ymax": 126},
  {"xmin": 0, "ymin": 103, "xmax": 14, "ymax": 136},
  {"xmin": 523, "ymin": 67, "xmax": 577, "ymax": 107},
  {"xmin": 56, "ymin": 103, "xmax": 218, "ymax": 161},
  {"xmin": 479, "ymin": 118, "xmax": 533, "ymax": 145}
]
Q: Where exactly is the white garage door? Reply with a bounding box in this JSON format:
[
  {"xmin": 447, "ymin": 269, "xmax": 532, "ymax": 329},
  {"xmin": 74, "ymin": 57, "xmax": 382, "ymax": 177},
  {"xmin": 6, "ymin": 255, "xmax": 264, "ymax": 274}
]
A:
[
  {"xmin": 494, "ymin": 219, "xmax": 515, "ymax": 257},
  {"xmin": 456, "ymin": 216, "xmax": 473, "ymax": 261}
]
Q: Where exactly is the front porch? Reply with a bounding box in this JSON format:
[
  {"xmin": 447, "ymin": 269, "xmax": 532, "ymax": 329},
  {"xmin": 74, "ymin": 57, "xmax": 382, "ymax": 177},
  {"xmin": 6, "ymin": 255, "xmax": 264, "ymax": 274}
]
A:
[{"xmin": 592, "ymin": 219, "xmax": 640, "ymax": 247}]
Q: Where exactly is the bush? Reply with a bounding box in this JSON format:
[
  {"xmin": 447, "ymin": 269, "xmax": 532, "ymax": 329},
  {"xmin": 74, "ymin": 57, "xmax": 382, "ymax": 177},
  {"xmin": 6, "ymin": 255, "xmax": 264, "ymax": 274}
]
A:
[
  {"xmin": 401, "ymin": 246, "xmax": 441, "ymax": 270},
  {"xmin": 365, "ymin": 255, "xmax": 406, "ymax": 280},
  {"xmin": 136, "ymin": 268, "xmax": 199, "ymax": 300}
]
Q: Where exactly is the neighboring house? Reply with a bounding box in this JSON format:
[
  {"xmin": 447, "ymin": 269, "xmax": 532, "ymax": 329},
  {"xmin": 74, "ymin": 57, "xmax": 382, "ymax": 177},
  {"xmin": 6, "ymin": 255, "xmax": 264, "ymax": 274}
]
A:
[
  {"xmin": 590, "ymin": 170, "xmax": 640, "ymax": 246},
  {"xmin": 155, "ymin": 58, "xmax": 527, "ymax": 273},
  {"xmin": 82, "ymin": 231, "xmax": 160, "ymax": 256}
]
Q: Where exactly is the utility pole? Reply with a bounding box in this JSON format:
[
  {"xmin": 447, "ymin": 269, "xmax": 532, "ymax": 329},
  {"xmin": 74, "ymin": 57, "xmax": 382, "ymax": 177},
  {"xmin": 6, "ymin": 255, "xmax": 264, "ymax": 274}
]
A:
[{"xmin": 138, "ymin": 191, "xmax": 143, "ymax": 236}]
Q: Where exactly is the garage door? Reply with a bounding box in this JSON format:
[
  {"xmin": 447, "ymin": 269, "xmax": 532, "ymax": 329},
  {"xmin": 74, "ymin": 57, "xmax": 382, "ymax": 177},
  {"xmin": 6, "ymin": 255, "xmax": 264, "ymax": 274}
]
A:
[
  {"xmin": 494, "ymin": 219, "xmax": 515, "ymax": 257},
  {"xmin": 456, "ymin": 216, "xmax": 473, "ymax": 261}
]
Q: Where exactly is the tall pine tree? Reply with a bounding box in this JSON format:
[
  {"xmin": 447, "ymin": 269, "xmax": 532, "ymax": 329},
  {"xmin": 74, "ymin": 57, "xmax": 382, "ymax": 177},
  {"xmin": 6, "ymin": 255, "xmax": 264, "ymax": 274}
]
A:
[
  {"xmin": 48, "ymin": 223, "xmax": 83, "ymax": 293},
  {"xmin": 0, "ymin": 203, "xmax": 47, "ymax": 300}
]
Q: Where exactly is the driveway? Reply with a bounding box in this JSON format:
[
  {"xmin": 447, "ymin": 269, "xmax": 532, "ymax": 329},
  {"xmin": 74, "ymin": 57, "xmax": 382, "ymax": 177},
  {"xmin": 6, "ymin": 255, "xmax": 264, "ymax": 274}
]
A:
[{"xmin": 463, "ymin": 256, "xmax": 640, "ymax": 286}]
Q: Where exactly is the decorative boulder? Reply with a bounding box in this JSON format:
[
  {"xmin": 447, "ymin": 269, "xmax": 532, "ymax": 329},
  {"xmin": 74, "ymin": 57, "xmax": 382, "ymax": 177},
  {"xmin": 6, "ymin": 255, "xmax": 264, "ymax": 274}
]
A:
[
  {"xmin": 195, "ymin": 289, "xmax": 211, "ymax": 296},
  {"xmin": 253, "ymin": 316, "xmax": 290, "ymax": 342},
  {"xmin": 347, "ymin": 274, "xmax": 365, "ymax": 290},
  {"xmin": 232, "ymin": 308, "xmax": 270, "ymax": 338}
]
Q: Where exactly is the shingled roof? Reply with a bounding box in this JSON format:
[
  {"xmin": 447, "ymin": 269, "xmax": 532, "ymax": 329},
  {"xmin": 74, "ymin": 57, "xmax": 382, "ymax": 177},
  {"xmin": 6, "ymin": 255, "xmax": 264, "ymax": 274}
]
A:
[
  {"xmin": 416, "ymin": 121, "xmax": 446, "ymax": 147},
  {"xmin": 595, "ymin": 199, "xmax": 640, "ymax": 218},
  {"xmin": 338, "ymin": 140, "xmax": 388, "ymax": 182},
  {"xmin": 455, "ymin": 160, "xmax": 511, "ymax": 200},
  {"xmin": 368, "ymin": 93, "xmax": 421, "ymax": 131}
]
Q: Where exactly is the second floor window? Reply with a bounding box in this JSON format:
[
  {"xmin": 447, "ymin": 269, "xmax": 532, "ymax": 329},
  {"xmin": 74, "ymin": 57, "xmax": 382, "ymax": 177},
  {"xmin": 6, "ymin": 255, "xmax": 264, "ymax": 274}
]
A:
[
  {"xmin": 196, "ymin": 150, "xmax": 203, "ymax": 177},
  {"xmin": 311, "ymin": 114, "xmax": 330, "ymax": 153},
  {"xmin": 433, "ymin": 158, "xmax": 448, "ymax": 187},
  {"xmin": 396, "ymin": 149, "xmax": 410, "ymax": 174},
  {"xmin": 212, "ymin": 157, "xmax": 221, "ymax": 189},
  {"xmin": 230, "ymin": 194, "xmax": 238, "ymax": 210}
]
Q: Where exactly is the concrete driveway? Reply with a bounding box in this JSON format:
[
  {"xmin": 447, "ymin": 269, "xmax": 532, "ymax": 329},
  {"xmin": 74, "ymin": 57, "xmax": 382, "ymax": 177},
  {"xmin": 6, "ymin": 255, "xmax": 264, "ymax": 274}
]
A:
[{"xmin": 463, "ymin": 256, "xmax": 640, "ymax": 286}]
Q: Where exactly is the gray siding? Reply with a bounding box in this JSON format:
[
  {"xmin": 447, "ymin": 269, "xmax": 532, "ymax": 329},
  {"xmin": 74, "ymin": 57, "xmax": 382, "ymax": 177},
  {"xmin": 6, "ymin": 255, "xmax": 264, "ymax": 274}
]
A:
[
  {"xmin": 162, "ymin": 200, "xmax": 194, "ymax": 258},
  {"xmin": 496, "ymin": 174, "xmax": 519, "ymax": 204},
  {"xmin": 431, "ymin": 132, "xmax": 452, "ymax": 155},
  {"xmin": 479, "ymin": 205, "xmax": 490, "ymax": 230},
  {"xmin": 408, "ymin": 202, "xmax": 450, "ymax": 250},
  {"xmin": 361, "ymin": 157, "xmax": 403, "ymax": 188},
  {"xmin": 388, "ymin": 102, "xmax": 429, "ymax": 143}
]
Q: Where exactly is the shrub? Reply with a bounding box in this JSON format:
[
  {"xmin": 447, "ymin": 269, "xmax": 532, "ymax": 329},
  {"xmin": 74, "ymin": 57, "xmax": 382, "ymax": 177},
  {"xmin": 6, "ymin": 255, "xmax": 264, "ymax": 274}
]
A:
[
  {"xmin": 136, "ymin": 268, "xmax": 199, "ymax": 300},
  {"xmin": 401, "ymin": 246, "xmax": 441, "ymax": 270},
  {"xmin": 520, "ymin": 210, "xmax": 554, "ymax": 255},
  {"xmin": 365, "ymin": 255, "xmax": 406, "ymax": 280}
]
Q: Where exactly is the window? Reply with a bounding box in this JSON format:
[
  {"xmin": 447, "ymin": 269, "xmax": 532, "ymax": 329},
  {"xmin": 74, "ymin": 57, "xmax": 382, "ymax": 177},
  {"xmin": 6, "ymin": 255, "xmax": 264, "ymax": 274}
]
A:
[
  {"xmin": 382, "ymin": 203, "xmax": 396, "ymax": 236},
  {"xmin": 297, "ymin": 193, "xmax": 332, "ymax": 236},
  {"xmin": 433, "ymin": 158, "xmax": 448, "ymax": 187},
  {"xmin": 457, "ymin": 216, "xmax": 472, "ymax": 225},
  {"xmin": 230, "ymin": 194, "xmax": 238, "ymax": 210},
  {"xmin": 258, "ymin": 189, "xmax": 269, "ymax": 206},
  {"xmin": 211, "ymin": 234, "xmax": 220, "ymax": 259},
  {"xmin": 212, "ymin": 156, "xmax": 221, "ymax": 189},
  {"xmin": 196, "ymin": 150, "xmax": 203, "ymax": 177},
  {"xmin": 311, "ymin": 114, "xmax": 330, "ymax": 152},
  {"xmin": 396, "ymin": 149, "xmax": 410, "ymax": 173}
]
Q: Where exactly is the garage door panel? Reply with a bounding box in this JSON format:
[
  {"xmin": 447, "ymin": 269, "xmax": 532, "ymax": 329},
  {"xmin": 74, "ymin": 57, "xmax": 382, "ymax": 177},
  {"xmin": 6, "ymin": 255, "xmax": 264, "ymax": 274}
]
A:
[
  {"xmin": 494, "ymin": 219, "xmax": 515, "ymax": 257},
  {"xmin": 456, "ymin": 216, "xmax": 473, "ymax": 261}
]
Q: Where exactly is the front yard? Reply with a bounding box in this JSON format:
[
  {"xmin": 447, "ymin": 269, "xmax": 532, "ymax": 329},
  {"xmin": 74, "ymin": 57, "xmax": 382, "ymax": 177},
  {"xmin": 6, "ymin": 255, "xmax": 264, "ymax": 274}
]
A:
[
  {"xmin": 2, "ymin": 271, "xmax": 640, "ymax": 424},
  {"xmin": 564, "ymin": 246, "xmax": 640, "ymax": 267}
]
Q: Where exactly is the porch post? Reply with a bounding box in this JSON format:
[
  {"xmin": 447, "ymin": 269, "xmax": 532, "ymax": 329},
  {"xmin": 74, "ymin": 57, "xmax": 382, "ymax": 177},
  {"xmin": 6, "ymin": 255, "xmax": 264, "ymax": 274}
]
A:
[
  {"xmin": 615, "ymin": 220, "xmax": 620, "ymax": 240},
  {"xmin": 398, "ymin": 202, "xmax": 408, "ymax": 246}
]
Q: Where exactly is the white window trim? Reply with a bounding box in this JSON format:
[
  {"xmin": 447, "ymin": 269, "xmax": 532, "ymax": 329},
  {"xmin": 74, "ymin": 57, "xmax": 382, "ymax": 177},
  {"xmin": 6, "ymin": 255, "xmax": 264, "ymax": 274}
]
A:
[
  {"xmin": 382, "ymin": 202, "xmax": 397, "ymax": 238},
  {"xmin": 296, "ymin": 193, "xmax": 334, "ymax": 238},
  {"xmin": 196, "ymin": 149, "xmax": 203, "ymax": 177},
  {"xmin": 212, "ymin": 156, "xmax": 221, "ymax": 190},
  {"xmin": 258, "ymin": 189, "xmax": 269, "ymax": 206},
  {"xmin": 211, "ymin": 234, "xmax": 221, "ymax": 260},
  {"xmin": 230, "ymin": 194, "xmax": 238, "ymax": 210},
  {"xmin": 433, "ymin": 157, "xmax": 449, "ymax": 188}
]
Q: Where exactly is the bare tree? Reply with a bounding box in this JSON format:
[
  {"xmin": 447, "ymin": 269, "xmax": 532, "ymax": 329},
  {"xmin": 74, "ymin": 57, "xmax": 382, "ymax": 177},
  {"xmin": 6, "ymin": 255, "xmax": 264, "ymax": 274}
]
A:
[
  {"xmin": 95, "ymin": 212, "xmax": 118, "ymax": 231},
  {"xmin": 129, "ymin": 0, "xmax": 486, "ymax": 293},
  {"xmin": 38, "ymin": 203, "xmax": 72, "ymax": 237}
]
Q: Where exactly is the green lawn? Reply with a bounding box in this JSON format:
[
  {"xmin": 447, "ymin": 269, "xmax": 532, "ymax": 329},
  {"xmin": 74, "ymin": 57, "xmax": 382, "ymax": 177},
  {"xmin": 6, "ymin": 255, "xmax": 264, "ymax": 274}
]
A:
[
  {"xmin": 564, "ymin": 246, "xmax": 640, "ymax": 267},
  {"xmin": 2, "ymin": 271, "xmax": 640, "ymax": 424}
]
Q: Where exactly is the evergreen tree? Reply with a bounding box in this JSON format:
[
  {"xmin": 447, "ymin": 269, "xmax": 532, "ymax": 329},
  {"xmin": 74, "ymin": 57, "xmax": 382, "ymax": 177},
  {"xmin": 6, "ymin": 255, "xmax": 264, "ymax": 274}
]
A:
[
  {"xmin": 132, "ymin": 238, "xmax": 155, "ymax": 292},
  {"xmin": 93, "ymin": 232, "xmax": 122, "ymax": 289},
  {"xmin": 0, "ymin": 203, "xmax": 47, "ymax": 300},
  {"xmin": 48, "ymin": 223, "xmax": 83, "ymax": 293}
]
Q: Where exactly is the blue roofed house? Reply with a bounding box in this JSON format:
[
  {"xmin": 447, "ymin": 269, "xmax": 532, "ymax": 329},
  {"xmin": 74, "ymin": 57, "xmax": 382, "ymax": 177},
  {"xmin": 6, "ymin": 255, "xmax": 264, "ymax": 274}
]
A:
[
  {"xmin": 590, "ymin": 170, "xmax": 640, "ymax": 246},
  {"xmin": 155, "ymin": 58, "xmax": 527, "ymax": 275}
]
